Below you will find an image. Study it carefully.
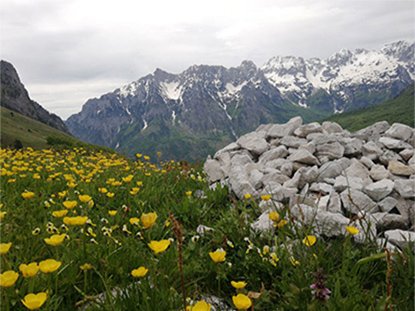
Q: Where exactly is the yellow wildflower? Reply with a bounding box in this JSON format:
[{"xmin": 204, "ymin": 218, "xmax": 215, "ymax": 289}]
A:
[
  {"xmin": 78, "ymin": 195, "xmax": 92, "ymax": 203},
  {"xmin": 122, "ymin": 175, "xmax": 134, "ymax": 182},
  {"xmin": 232, "ymin": 294, "xmax": 252, "ymax": 310},
  {"xmin": 52, "ymin": 210, "xmax": 68, "ymax": 218},
  {"xmin": 44, "ymin": 234, "xmax": 67, "ymax": 246},
  {"xmin": 346, "ymin": 226, "xmax": 359, "ymax": 235},
  {"xmin": 21, "ymin": 191, "xmax": 35, "ymax": 199},
  {"xmin": 0, "ymin": 211, "xmax": 6, "ymax": 220},
  {"xmin": 268, "ymin": 211, "xmax": 280, "ymax": 222},
  {"xmin": 129, "ymin": 217, "xmax": 140, "ymax": 225},
  {"xmin": 243, "ymin": 193, "xmax": 252, "ymax": 200},
  {"xmin": 231, "ymin": 281, "xmax": 247, "ymax": 289},
  {"xmin": 63, "ymin": 216, "xmax": 88, "ymax": 226},
  {"xmin": 39, "ymin": 259, "xmax": 62, "ymax": 273},
  {"xmin": 108, "ymin": 210, "xmax": 117, "ymax": 216},
  {"xmin": 80, "ymin": 263, "xmax": 93, "ymax": 271},
  {"xmin": 303, "ymin": 235, "xmax": 317, "ymax": 247},
  {"xmin": 21, "ymin": 292, "xmax": 47, "ymax": 310},
  {"xmin": 276, "ymin": 219, "xmax": 288, "ymax": 228},
  {"xmin": 141, "ymin": 212, "xmax": 157, "ymax": 229},
  {"xmin": 19, "ymin": 262, "xmax": 39, "ymax": 278},
  {"xmin": 63, "ymin": 200, "xmax": 77, "ymax": 209},
  {"xmin": 148, "ymin": 240, "xmax": 171, "ymax": 254},
  {"xmin": 0, "ymin": 270, "xmax": 19, "ymax": 287},
  {"xmin": 131, "ymin": 266, "xmax": 148, "ymax": 278},
  {"xmin": 106, "ymin": 192, "xmax": 115, "ymax": 198},
  {"xmin": 192, "ymin": 300, "xmax": 211, "ymax": 311},
  {"xmin": 209, "ymin": 249, "xmax": 226, "ymax": 263},
  {"xmin": 289, "ymin": 256, "xmax": 300, "ymax": 267},
  {"xmin": 261, "ymin": 194, "xmax": 272, "ymax": 201},
  {"xmin": 0, "ymin": 242, "xmax": 12, "ymax": 255},
  {"xmin": 58, "ymin": 191, "xmax": 67, "ymax": 198}
]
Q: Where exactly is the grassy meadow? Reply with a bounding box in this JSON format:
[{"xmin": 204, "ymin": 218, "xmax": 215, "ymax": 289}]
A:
[{"xmin": 0, "ymin": 147, "xmax": 413, "ymax": 310}]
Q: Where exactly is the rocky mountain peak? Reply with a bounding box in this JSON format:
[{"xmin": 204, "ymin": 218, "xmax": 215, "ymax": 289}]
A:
[
  {"xmin": 327, "ymin": 48, "xmax": 353, "ymax": 67},
  {"xmin": 0, "ymin": 60, "xmax": 69, "ymax": 133}
]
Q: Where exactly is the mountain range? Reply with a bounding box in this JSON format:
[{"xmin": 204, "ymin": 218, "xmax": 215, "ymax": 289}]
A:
[
  {"xmin": 6, "ymin": 41, "xmax": 411, "ymax": 161},
  {"xmin": 66, "ymin": 40, "xmax": 414, "ymax": 161}
]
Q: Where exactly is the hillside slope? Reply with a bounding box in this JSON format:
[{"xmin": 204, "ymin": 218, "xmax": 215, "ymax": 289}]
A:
[
  {"xmin": 1, "ymin": 106, "xmax": 89, "ymax": 149},
  {"xmin": 326, "ymin": 87, "xmax": 414, "ymax": 131}
]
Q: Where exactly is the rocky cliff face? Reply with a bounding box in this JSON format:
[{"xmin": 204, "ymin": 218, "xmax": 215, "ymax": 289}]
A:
[
  {"xmin": 204, "ymin": 118, "xmax": 415, "ymax": 249},
  {"xmin": 0, "ymin": 60, "xmax": 69, "ymax": 133},
  {"xmin": 66, "ymin": 41, "xmax": 414, "ymax": 160}
]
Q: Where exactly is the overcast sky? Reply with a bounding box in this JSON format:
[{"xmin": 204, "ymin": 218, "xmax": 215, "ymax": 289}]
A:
[{"xmin": 1, "ymin": 0, "xmax": 414, "ymax": 119}]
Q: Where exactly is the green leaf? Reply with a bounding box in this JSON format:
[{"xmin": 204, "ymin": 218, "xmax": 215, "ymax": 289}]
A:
[{"xmin": 356, "ymin": 253, "xmax": 386, "ymax": 266}]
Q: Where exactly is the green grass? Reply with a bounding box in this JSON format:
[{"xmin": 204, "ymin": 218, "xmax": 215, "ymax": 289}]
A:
[
  {"xmin": 0, "ymin": 107, "xmax": 111, "ymax": 152},
  {"xmin": 325, "ymin": 87, "xmax": 415, "ymax": 132},
  {"xmin": 0, "ymin": 147, "xmax": 413, "ymax": 310}
]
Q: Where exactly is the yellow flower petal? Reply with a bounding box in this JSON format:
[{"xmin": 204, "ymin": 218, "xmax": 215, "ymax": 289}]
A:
[
  {"xmin": 0, "ymin": 242, "xmax": 12, "ymax": 255},
  {"xmin": 21, "ymin": 292, "xmax": 47, "ymax": 310},
  {"xmin": 302, "ymin": 235, "xmax": 317, "ymax": 247},
  {"xmin": 346, "ymin": 225, "xmax": 359, "ymax": 235},
  {"xmin": 231, "ymin": 280, "xmax": 247, "ymax": 289},
  {"xmin": 148, "ymin": 240, "xmax": 171, "ymax": 254},
  {"xmin": 131, "ymin": 266, "xmax": 148, "ymax": 278},
  {"xmin": 209, "ymin": 249, "xmax": 226, "ymax": 263},
  {"xmin": 232, "ymin": 294, "xmax": 252, "ymax": 310}
]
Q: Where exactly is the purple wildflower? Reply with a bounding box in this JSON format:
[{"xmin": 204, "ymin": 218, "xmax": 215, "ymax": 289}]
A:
[{"xmin": 310, "ymin": 269, "xmax": 331, "ymax": 301}]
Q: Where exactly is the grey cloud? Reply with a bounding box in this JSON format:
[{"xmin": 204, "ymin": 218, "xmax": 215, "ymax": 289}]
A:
[{"xmin": 0, "ymin": 0, "xmax": 413, "ymax": 119}]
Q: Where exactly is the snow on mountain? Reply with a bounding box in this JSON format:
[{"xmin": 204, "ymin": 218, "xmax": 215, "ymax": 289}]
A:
[
  {"xmin": 160, "ymin": 81, "xmax": 183, "ymax": 100},
  {"xmin": 261, "ymin": 41, "xmax": 414, "ymax": 109},
  {"xmin": 66, "ymin": 40, "xmax": 414, "ymax": 160}
]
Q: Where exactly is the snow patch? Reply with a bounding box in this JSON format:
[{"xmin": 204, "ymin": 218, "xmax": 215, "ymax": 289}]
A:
[
  {"xmin": 160, "ymin": 81, "xmax": 182, "ymax": 100},
  {"xmin": 118, "ymin": 82, "xmax": 139, "ymax": 97},
  {"xmin": 225, "ymin": 82, "xmax": 246, "ymax": 94},
  {"xmin": 172, "ymin": 110, "xmax": 176, "ymax": 124},
  {"xmin": 125, "ymin": 107, "xmax": 132, "ymax": 116},
  {"xmin": 142, "ymin": 119, "xmax": 148, "ymax": 131}
]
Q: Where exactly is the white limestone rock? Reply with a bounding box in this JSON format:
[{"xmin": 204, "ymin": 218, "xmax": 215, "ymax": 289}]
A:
[
  {"xmin": 267, "ymin": 117, "xmax": 303, "ymax": 138},
  {"xmin": 363, "ymin": 179, "xmax": 394, "ymax": 202},
  {"xmin": 288, "ymin": 149, "xmax": 320, "ymax": 165},
  {"xmin": 384, "ymin": 229, "xmax": 415, "ymax": 249},
  {"xmin": 385, "ymin": 123, "xmax": 413, "ymax": 142},
  {"xmin": 204, "ymin": 159, "xmax": 225, "ymax": 182},
  {"xmin": 316, "ymin": 142, "xmax": 345, "ymax": 160},
  {"xmin": 394, "ymin": 179, "xmax": 415, "ymax": 198},
  {"xmin": 294, "ymin": 122, "xmax": 323, "ymax": 138},
  {"xmin": 388, "ymin": 160, "xmax": 415, "ymax": 176},
  {"xmin": 340, "ymin": 189, "xmax": 378, "ymax": 214},
  {"xmin": 237, "ymin": 131, "xmax": 269, "ymax": 155}
]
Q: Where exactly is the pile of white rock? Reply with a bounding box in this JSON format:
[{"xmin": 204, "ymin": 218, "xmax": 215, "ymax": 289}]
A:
[{"xmin": 204, "ymin": 117, "xmax": 415, "ymax": 249}]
